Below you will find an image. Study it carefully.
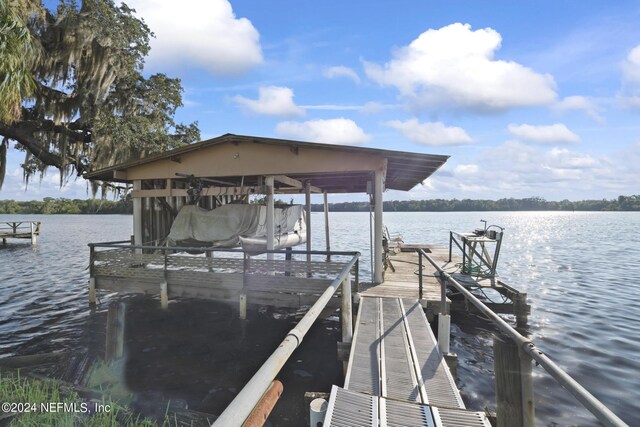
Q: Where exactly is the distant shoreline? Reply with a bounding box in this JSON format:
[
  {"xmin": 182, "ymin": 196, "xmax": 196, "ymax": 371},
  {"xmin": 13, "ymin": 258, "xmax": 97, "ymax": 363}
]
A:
[{"xmin": 1, "ymin": 195, "xmax": 639, "ymax": 214}]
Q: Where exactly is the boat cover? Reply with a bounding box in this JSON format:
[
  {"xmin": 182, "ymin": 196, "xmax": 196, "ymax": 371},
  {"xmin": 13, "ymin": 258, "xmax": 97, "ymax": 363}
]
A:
[{"xmin": 167, "ymin": 204, "xmax": 305, "ymax": 247}]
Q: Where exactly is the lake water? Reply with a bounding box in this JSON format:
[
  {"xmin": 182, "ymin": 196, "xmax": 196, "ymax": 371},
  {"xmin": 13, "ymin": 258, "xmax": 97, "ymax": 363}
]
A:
[{"xmin": 1, "ymin": 212, "xmax": 639, "ymax": 426}]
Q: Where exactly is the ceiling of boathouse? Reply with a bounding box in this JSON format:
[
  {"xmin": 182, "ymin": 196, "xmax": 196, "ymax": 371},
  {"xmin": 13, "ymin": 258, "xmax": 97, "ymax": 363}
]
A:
[{"xmin": 85, "ymin": 134, "xmax": 449, "ymax": 193}]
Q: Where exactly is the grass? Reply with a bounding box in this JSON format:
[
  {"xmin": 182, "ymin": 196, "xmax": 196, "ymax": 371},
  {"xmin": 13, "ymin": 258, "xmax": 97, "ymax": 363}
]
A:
[{"xmin": 0, "ymin": 371, "xmax": 188, "ymax": 426}]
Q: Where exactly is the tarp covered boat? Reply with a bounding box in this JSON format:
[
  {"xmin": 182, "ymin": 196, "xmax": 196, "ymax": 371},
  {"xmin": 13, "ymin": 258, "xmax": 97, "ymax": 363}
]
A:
[{"xmin": 167, "ymin": 204, "xmax": 306, "ymax": 250}]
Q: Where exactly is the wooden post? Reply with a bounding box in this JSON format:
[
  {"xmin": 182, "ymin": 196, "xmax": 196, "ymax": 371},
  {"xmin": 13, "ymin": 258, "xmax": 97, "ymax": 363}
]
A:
[
  {"xmin": 438, "ymin": 314, "xmax": 450, "ymax": 354},
  {"xmin": 30, "ymin": 222, "xmax": 36, "ymax": 245},
  {"xmin": 494, "ymin": 335, "xmax": 535, "ymax": 427},
  {"xmin": 133, "ymin": 180, "xmax": 143, "ymax": 254},
  {"xmin": 305, "ymin": 181, "xmax": 312, "ymax": 265},
  {"xmin": 160, "ymin": 281, "xmax": 169, "ymax": 309},
  {"xmin": 88, "ymin": 278, "xmax": 96, "ymax": 305},
  {"xmin": 373, "ymin": 169, "xmax": 384, "ymax": 283},
  {"xmin": 105, "ymin": 303, "xmax": 126, "ymax": 361},
  {"xmin": 265, "ymin": 176, "xmax": 274, "ymax": 261},
  {"xmin": 341, "ymin": 273, "xmax": 353, "ymax": 343},
  {"xmin": 239, "ymin": 293, "xmax": 247, "ymax": 320},
  {"xmin": 323, "ymin": 191, "xmax": 330, "ymax": 261}
]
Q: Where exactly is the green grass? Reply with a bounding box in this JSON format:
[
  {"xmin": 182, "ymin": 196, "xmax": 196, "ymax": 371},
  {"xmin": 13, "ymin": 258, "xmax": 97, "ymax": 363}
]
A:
[{"xmin": 0, "ymin": 371, "xmax": 185, "ymax": 426}]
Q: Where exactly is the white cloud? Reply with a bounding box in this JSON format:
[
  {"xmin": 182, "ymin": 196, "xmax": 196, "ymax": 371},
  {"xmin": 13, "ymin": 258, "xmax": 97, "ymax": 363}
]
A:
[
  {"xmin": 553, "ymin": 96, "xmax": 604, "ymax": 123},
  {"xmin": 620, "ymin": 45, "xmax": 640, "ymax": 110},
  {"xmin": 622, "ymin": 45, "xmax": 640, "ymax": 84},
  {"xmin": 410, "ymin": 141, "xmax": 637, "ymax": 200},
  {"xmin": 275, "ymin": 118, "xmax": 370, "ymax": 145},
  {"xmin": 323, "ymin": 66, "xmax": 361, "ymax": 84},
  {"xmin": 127, "ymin": 0, "xmax": 263, "ymax": 75},
  {"xmin": 454, "ymin": 164, "xmax": 479, "ymax": 175},
  {"xmin": 386, "ymin": 119, "xmax": 473, "ymax": 146},
  {"xmin": 232, "ymin": 86, "xmax": 305, "ymax": 117},
  {"xmin": 507, "ymin": 123, "xmax": 580, "ymax": 144},
  {"xmin": 364, "ymin": 23, "xmax": 557, "ymax": 111}
]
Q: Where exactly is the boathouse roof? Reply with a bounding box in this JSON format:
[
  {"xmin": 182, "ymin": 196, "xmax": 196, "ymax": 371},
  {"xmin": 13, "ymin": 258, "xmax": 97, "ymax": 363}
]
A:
[{"xmin": 85, "ymin": 133, "xmax": 449, "ymax": 193}]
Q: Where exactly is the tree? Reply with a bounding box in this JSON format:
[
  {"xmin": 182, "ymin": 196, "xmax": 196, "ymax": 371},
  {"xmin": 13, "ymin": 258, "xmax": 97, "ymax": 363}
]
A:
[{"xmin": 0, "ymin": 0, "xmax": 199, "ymax": 193}]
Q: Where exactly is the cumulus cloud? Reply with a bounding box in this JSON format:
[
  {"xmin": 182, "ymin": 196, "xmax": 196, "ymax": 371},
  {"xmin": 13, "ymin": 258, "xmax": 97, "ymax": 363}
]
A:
[
  {"xmin": 410, "ymin": 141, "xmax": 636, "ymax": 200},
  {"xmin": 620, "ymin": 45, "xmax": 640, "ymax": 109},
  {"xmin": 364, "ymin": 23, "xmax": 557, "ymax": 111},
  {"xmin": 232, "ymin": 86, "xmax": 305, "ymax": 117},
  {"xmin": 127, "ymin": 0, "xmax": 263, "ymax": 75},
  {"xmin": 386, "ymin": 119, "xmax": 473, "ymax": 146},
  {"xmin": 323, "ymin": 66, "xmax": 361, "ymax": 84},
  {"xmin": 622, "ymin": 45, "xmax": 640, "ymax": 84},
  {"xmin": 553, "ymin": 96, "xmax": 604, "ymax": 123},
  {"xmin": 507, "ymin": 123, "xmax": 580, "ymax": 144},
  {"xmin": 275, "ymin": 118, "xmax": 370, "ymax": 145}
]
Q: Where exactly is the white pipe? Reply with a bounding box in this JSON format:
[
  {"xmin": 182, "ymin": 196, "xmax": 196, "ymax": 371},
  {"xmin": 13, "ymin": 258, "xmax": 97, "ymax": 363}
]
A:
[
  {"xmin": 341, "ymin": 273, "xmax": 353, "ymax": 343},
  {"xmin": 373, "ymin": 169, "xmax": 384, "ymax": 283},
  {"xmin": 310, "ymin": 398, "xmax": 327, "ymax": 427}
]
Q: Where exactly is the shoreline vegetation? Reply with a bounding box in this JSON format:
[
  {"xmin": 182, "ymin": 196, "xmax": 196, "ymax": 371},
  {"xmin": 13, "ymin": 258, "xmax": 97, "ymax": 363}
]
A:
[{"xmin": 0, "ymin": 195, "xmax": 639, "ymax": 215}]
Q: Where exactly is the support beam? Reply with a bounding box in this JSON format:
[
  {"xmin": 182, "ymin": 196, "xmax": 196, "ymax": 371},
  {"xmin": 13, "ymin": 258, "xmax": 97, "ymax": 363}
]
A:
[
  {"xmin": 373, "ymin": 169, "xmax": 384, "ymax": 283},
  {"xmin": 305, "ymin": 181, "xmax": 312, "ymax": 264},
  {"xmin": 133, "ymin": 180, "xmax": 143, "ymax": 254},
  {"xmin": 323, "ymin": 191, "xmax": 330, "ymax": 261},
  {"xmin": 265, "ymin": 176, "xmax": 275, "ymax": 260},
  {"xmin": 132, "ymin": 186, "xmax": 264, "ymax": 198},
  {"xmin": 273, "ymin": 175, "xmax": 322, "ymax": 193}
]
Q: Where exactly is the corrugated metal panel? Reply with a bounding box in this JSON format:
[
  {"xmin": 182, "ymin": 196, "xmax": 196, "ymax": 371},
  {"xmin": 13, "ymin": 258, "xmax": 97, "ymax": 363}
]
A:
[
  {"xmin": 431, "ymin": 407, "xmax": 493, "ymax": 427},
  {"xmin": 325, "ymin": 387, "xmax": 491, "ymax": 427},
  {"xmin": 345, "ymin": 297, "xmax": 381, "ymax": 396},
  {"xmin": 385, "ymin": 398, "xmax": 436, "ymax": 427},
  {"xmin": 402, "ymin": 299, "xmax": 465, "ymax": 409},
  {"xmin": 381, "ymin": 298, "xmax": 421, "ymax": 402},
  {"xmin": 324, "ymin": 386, "xmax": 378, "ymax": 427}
]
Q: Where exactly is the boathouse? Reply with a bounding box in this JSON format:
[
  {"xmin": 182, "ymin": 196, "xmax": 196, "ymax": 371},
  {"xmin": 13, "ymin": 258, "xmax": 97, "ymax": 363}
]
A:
[{"xmin": 86, "ymin": 133, "xmax": 449, "ymax": 284}]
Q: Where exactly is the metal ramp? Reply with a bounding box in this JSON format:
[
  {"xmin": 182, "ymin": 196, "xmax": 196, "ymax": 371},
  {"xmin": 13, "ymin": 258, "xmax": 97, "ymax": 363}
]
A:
[
  {"xmin": 345, "ymin": 297, "xmax": 462, "ymax": 408},
  {"xmin": 324, "ymin": 386, "xmax": 491, "ymax": 427},
  {"xmin": 327, "ymin": 296, "xmax": 490, "ymax": 426}
]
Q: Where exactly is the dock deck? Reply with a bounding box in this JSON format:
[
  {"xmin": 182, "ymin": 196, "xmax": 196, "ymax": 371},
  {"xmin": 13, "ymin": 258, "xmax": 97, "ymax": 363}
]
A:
[
  {"xmin": 324, "ymin": 296, "xmax": 491, "ymax": 426},
  {"xmin": 361, "ymin": 244, "xmax": 530, "ymax": 321}
]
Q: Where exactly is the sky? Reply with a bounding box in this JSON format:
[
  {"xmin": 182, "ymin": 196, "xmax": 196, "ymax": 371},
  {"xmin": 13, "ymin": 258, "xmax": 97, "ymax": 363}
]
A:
[{"xmin": 3, "ymin": 0, "xmax": 640, "ymax": 202}]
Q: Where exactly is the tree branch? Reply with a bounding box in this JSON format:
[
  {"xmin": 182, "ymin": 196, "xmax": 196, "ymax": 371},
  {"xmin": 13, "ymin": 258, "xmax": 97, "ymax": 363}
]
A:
[{"xmin": 0, "ymin": 122, "xmax": 65, "ymax": 168}]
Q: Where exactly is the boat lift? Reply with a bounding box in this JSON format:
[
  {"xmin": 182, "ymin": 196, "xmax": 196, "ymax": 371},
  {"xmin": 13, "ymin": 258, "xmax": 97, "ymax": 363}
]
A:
[{"xmin": 449, "ymin": 221, "xmax": 505, "ymax": 277}]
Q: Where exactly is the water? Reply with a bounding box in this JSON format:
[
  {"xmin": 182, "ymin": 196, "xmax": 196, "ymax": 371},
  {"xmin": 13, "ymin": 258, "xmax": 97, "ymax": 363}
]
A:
[{"xmin": 1, "ymin": 212, "xmax": 639, "ymax": 426}]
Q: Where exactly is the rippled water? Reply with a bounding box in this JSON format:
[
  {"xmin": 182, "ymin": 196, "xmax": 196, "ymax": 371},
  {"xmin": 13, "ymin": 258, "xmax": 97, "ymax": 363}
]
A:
[{"xmin": 1, "ymin": 212, "xmax": 639, "ymax": 426}]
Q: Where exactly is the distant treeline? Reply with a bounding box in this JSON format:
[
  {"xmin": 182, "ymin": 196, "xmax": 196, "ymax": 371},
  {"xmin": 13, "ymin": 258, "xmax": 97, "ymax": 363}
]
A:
[
  {"xmin": 1, "ymin": 195, "xmax": 640, "ymax": 214},
  {"xmin": 311, "ymin": 195, "xmax": 640, "ymax": 212},
  {"xmin": 0, "ymin": 197, "xmax": 132, "ymax": 214}
]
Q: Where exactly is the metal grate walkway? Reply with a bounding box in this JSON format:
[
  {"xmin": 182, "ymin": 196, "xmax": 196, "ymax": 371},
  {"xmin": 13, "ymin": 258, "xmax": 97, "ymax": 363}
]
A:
[
  {"xmin": 324, "ymin": 386, "xmax": 491, "ymax": 427},
  {"xmin": 327, "ymin": 296, "xmax": 490, "ymax": 427}
]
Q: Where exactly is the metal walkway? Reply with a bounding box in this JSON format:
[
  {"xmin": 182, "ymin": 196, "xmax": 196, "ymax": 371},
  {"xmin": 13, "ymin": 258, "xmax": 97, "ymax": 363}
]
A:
[{"xmin": 325, "ymin": 296, "xmax": 491, "ymax": 427}]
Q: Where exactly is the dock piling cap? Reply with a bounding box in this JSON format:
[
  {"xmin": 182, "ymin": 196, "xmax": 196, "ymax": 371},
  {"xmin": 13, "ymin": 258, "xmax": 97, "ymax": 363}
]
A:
[{"xmin": 310, "ymin": 398, "xmax": 328, "ymax": 412}]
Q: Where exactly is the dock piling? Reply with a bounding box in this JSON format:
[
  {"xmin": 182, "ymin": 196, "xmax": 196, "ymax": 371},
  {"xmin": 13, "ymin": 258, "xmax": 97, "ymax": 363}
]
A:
[{"xmin": 494, "ymin": 335, "xmax": 535, "ymax": 427}]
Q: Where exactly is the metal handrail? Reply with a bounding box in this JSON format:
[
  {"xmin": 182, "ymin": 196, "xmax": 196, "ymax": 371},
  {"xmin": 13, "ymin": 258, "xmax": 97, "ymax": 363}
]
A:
[
  {"xmin": 417, "ymin": 249, "xmax": 628, "ymax": 427},
  {"xmin": 88, "ymin": 241, "xmax": 359, "ymax": 257},
  {"xmin": 212, "ymin": 252, "xmax": 360, "ymax": 426}
]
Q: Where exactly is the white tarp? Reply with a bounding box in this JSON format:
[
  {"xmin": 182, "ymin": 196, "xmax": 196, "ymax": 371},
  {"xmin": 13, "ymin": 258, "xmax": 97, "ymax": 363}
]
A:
[{"xmin": 167, "ymin": 204, "xmax": 305, "ymax": 247}]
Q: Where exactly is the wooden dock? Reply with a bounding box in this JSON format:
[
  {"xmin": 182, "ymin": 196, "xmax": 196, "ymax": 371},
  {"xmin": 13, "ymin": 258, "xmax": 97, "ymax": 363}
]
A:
[
  {"xmin": 0, "ymin": 221, "xmax": 40, "ymax": 245},
  {"xmin": 361, "ymin": 244, "xmax": 530, "ymax": 322}
]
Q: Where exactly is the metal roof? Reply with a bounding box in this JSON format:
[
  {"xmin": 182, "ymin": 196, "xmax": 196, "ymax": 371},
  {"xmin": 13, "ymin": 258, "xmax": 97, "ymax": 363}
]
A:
[{"xmin": 85, "ymin": 133, "xmax": 449, "ymax": 193}]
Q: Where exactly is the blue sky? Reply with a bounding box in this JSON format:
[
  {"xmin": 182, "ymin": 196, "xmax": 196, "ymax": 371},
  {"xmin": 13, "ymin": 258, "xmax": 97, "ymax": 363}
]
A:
[{"xmin": 3, "ymin": 0, "xmax": 640, "ymax": 201}]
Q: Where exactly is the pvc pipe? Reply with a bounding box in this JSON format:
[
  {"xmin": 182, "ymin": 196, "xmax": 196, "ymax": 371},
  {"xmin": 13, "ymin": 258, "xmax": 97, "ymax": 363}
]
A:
[
  {"xmin": 160, "ymin": 281, "xmax": 168, "ymax": 309},
  {"xmin": 310, "ymin": 398, "xmax": 328, "ymax": 427},
  {"xmin": 341, "ymin": 273, "xmax": 353, "ymax": 343}
]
